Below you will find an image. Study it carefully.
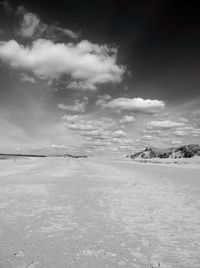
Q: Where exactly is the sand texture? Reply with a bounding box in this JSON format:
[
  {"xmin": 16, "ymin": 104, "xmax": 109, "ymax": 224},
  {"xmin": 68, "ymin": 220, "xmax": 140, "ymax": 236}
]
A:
[{"xmin": 0, "ymin": 158, "xmax": 200, "ymax": 268}]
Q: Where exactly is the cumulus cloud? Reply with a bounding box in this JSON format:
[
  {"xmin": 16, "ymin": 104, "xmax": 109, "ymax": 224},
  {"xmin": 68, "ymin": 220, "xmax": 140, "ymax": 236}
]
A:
[
  {"xmin": 85, "ymin": 118, "xmax": 115, "ymax": 129},
  {"xmin": 51, "ymin": 144, "xmax": 68, "ymax": 150},
  {"xmin": 95, "ymin": 94, "xmax": 112, "ymax": 106},
  {"xmin": 112, "ymin": 138, "xmax": 134, "ymax": 145},
  {"xmin": 174, "ymin": 126, "xmax": 200, "ymax": 137},
  {"xmin": 97, "ymin": 97, "xmax": 165, "ymax": 113},
  {"xmin": 63, "ymin": 115, "xmax": 115, "ymax": 139},
  {"xmin": 0, "ymin": 39, "xmax": 124, "ymax": 90},
  {"xmin": 61, "ymin": 114, "xmax": 82, "ymax": 122},
  {"xmin": 58, "ymin": 97, "xmax": 88, "ymax": 113},
  {"xmin": 112, "ymin": 130, "xmax": 126, "ymax": 138},
  {"xmin": 174, "ymin": 130, "xmax": 187, "ymax": 137},
  {"xmin": 141, "ymin": 135, "xmax": 153, "ymax": 140},
  {"xmin": 63, "ymin": 115, "xmax": 117, "ymax": 149},
  {"xmin": 172, "ymin": 140, "xmax": 182, "ymax": 145},
  {"xmin": 67, "ymin": 122, "xmax": 99, "ymax": 131},
  {"xmin": 148, "ymin": 120, "xmax": 186, "ymax": 129},
  {"xmin": 65, "ymin": 117, "xmax": 109, "ymax": 132},
  {"xmin": 119, "ymin": 115, "xmax": 135, "ymax": 124},
  {"xmin": 191, "ymin": 129, "xmax": 200, "ymax": 136},
  {"xmin": 20, "ymin": 73, "xmax": 36, "ymax": 83}
]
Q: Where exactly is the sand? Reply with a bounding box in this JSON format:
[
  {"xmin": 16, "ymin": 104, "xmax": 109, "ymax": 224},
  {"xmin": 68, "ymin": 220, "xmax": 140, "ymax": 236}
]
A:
[{"xmin": 0, "ymin": 157, "xmax": 200, "ymax": 268}]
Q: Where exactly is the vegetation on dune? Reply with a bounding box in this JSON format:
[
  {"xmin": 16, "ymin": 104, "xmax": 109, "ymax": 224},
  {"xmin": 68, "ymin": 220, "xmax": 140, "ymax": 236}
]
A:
[{"xmin": 128, "ymin": 144, "xmax": 200, "ymax": 159}]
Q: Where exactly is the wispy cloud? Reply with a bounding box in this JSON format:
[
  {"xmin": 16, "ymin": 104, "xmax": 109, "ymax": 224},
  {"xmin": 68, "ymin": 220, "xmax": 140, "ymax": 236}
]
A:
[
  {"xmin": 17, "ymin": 7, "xmax": 41, "ymax": 38},
  {"xmin": 0, "ymin": 0, "xmax": 12, "ymax": 13},
  {"xmin": 1, "ymin": 2, "xmax": 79, "ymax": 40},
  {"xmin": 16, "ymin": 7, "xmax": 79, "ymax": 40},
  {"xmin": 52, "ymin": 26, "xmax": 79, "ymax": 40}
]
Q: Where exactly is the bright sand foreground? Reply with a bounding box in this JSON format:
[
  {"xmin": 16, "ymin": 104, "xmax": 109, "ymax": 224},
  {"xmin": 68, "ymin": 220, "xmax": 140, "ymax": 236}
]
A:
[{"xmin": 0, "ymin": 158, "xmax": 200, "ymax": 268}]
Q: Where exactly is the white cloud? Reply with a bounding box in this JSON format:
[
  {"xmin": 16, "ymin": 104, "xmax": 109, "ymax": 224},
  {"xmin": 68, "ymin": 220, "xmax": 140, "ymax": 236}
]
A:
[
  {"xmin": 111, "ymin": 147, "xmax": 118, "ymax": 152},
  {"xmin": 141, "ymin": 135, "xmax": 153, "ymax": 140},
  {"xmin": 81, "ymin": 129, "xmax": 111, "ymax": 140},
  {"xmin": 98, "ymin": 97, "xmax": 165, "ymax": 113},
  {"xmin": 67, "ymin": 123, "xmax": 98, "ymax": 131},
  {"xmin": 20, "ymin": 73, "xmax": 36, "ymax": 83},
  {"xmin": 174, "ymin": 130, "xmax": 187, "ymax": 137},
  {"xmin": 63, "ymin": 116, "xmax": 115, "ymax": 140},
  {"xmin": 85, "ymin": 117, "xmax": 115, "ymax": 129},
  {"xmin": 87, "ymin": 140, "xmax": 112, "ymax": 147},
  {"xmin": 66, "ymin": 118, "xmax": 106, "ymax": 132},
  {"xmin": 51, "ymin": 144, "xmax": 68, "ymax": 150},
  {"xmin": 98, "ymin": 117, "xmax": 115, "ymax": 126},
  {"xmin": 148, "ymin": 120, "xmax": 186, "ymax": 129},
  {"xmin": 96, "ymin": 94, "xmax": 112, "ymax": 106},
  {"xmin": 119, "ymin": 115, "xmax": 135, "ymax": 124},
  {"xmin": 172, "ymin": 140, "xmax": 182, "ymax": 145},
  {"xmin": 118, "ymin": 145, "xmax": 133, "ymax": 150},
  {"xmin": 61, "ymin": 114, "xmax": 82, "ymax": 122},
  {"xmin": 174, "ymin": 126, "xmax": 200, "ymax": 137},
  {"xmin": 66, "ymin": 81, "xmax": 97, "ymax": 90},
  {"xmin": 113, "ymin": 130, "xmax": 126, "ymax": 138},
  {"xmin": 0, "ymin": 39, "xmax": 125, "ymax": 90},
  {"xmin": 191, "ymin": 129, "xmax": 200, "ymax": 136},
  {"xmin": 112, "ymin": 138, "xmax": 134, "ymax": 144},
  {"xmin": 58, "ymin": 98, "xmax": 88, "ymax": 113}
]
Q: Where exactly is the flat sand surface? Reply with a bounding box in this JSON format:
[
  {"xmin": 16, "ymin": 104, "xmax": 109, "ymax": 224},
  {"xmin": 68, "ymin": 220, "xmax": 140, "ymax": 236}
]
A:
[{"xmin": 0, "ymin": 158, "xmax": 200, "ymax": 268}]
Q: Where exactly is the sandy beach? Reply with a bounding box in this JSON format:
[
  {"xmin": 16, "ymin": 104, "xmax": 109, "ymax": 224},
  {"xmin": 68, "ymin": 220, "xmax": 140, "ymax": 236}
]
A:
[{"xmin": 0, "ymin": 158, "xmax": 200, "ymax": 268}]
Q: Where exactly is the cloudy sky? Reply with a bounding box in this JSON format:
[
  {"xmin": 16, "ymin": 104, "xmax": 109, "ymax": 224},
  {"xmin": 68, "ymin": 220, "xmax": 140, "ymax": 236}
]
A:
[{"xmin": 0, "ymin": 0, "xmax": 200, "ymax": 155}]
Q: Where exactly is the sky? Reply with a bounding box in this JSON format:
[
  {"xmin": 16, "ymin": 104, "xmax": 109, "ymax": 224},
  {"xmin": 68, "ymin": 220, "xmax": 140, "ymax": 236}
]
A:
[{"xmin": 0, "ymin": 0, "xmax": 200, "ymax": 155}]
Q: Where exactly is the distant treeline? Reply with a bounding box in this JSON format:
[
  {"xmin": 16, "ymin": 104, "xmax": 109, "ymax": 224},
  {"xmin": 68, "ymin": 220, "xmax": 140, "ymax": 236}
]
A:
[
  {"xmin": 0, "ymin": 153, "xmax": 88, "ymax": 159},
  {"xmin": 0, "ymin": 153, "xmax": 47, "ymax": 158}
]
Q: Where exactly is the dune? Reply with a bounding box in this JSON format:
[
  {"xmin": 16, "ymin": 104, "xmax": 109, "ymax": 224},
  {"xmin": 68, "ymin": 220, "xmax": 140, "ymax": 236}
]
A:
[{"xmin": 127, "ymin": 144, "xmax": 200, "ymax": 160}]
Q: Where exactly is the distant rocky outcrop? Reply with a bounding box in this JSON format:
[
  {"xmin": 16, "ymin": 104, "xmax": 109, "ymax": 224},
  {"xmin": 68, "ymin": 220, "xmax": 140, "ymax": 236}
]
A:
[{"xmin": 127, "ymin": 144, "xmax": 200, "ymax": 159}]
